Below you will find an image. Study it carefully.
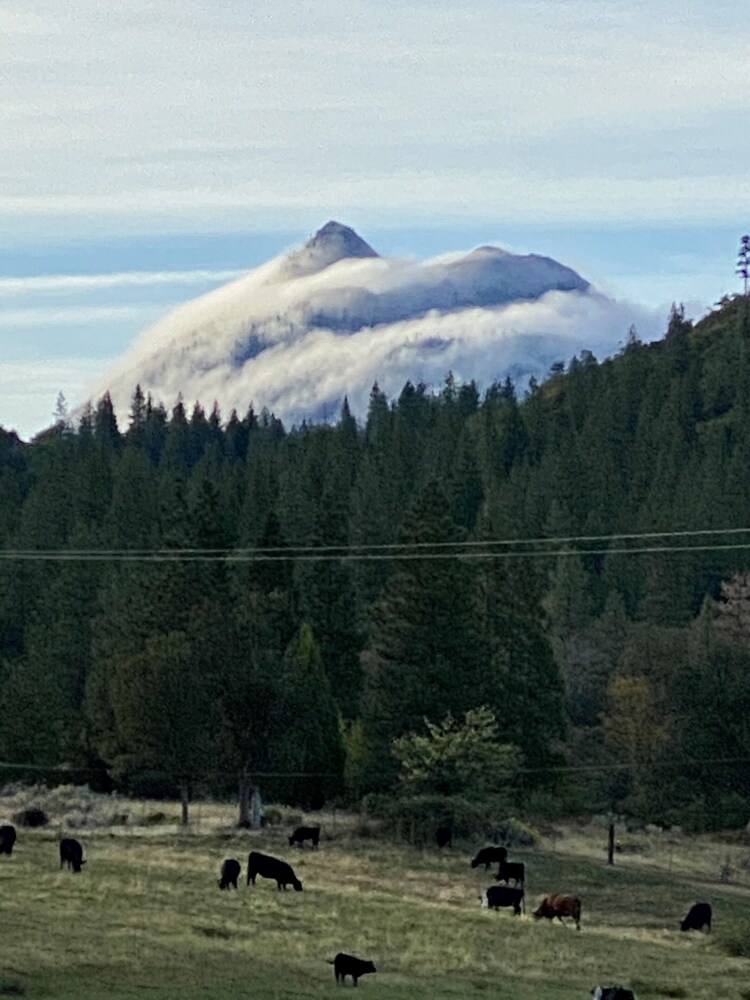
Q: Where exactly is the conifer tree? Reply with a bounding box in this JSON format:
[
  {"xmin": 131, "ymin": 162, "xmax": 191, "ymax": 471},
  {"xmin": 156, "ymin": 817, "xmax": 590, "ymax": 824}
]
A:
[
  {"xmin": 272, "ymin": 622, "xmax": 344, "ymax": 805},
  {"xmin": 360, "ymin": 482, "xmax": 485, "ymax": 789}
]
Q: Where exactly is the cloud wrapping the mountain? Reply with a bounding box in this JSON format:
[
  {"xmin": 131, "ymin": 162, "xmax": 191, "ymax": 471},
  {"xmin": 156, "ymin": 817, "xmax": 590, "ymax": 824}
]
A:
[{"xmin": 93, "ymin": 223, "xmax": 663, "ymax": 423}]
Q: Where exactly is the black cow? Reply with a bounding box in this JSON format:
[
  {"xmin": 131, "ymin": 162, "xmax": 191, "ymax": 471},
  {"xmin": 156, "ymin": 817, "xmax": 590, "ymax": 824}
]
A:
[
  {"xmin": 495, "ymin": 860, "xmax": 525, "ymax": 887},
  {"xmin": 471, "ymin": 846, "xmax": 507, "ymax": 869},
  {"xmin": 435, "ymin": 826, "xmax": 452, "ymax": 848},
  {"xmin": 592, "ymin": 988, "xmax": 637, "ymax": 1000},
  {"xmin": 218, "ymin": 858, "xmax": 241, "ymax": 890},
  {"xmin": 289, "ymin": 825, "xmax": 320, "ymax": 849},
  {"xmin": 480, "ymin": 885, "xmax": 524, "ymax": 915},
  {"xmin": 246, "ymin": 851, "xmax": 302, "ymax": 891},
  {"xmin": 680, "ymin": 901, "xmax": 711, "ymax": 932},
  {"xmin": 59, "ymin": 838, "xmax": 85, "ymax": 873},
  {"xmin": 329, "ymin": 952, "xmax": 376, "ymax": 986},
  {"xmin": 0, "ymin": 824, "xmax": 16, "ymax": 856}
]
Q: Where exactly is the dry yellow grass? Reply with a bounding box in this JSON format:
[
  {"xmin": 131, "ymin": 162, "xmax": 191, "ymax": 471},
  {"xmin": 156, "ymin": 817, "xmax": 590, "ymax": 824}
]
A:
[{"xmin": 0, "ymin": 795, "xmax": 749, "ymax": 999}]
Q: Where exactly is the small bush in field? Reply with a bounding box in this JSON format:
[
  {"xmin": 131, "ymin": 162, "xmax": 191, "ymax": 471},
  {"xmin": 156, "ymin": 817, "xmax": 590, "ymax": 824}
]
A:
[
  {"xmin": 144, "ymin": 811, "xmax": 168, "ymax": 825},
  {"xmin": 490, "ymin": 817, "xmax": 538, "ymax": 848},
  {"xmin": 0, "ymin": 981, "xmax": 25, "ymax": 996},
  {"xmin": 13, "ymin": 806, "xmax": 48, "ymax": 828},
  {"xmin": 0, "ymin": 980, "xmax": 26, "ymax": 996},
  {"xmin": 262, "ymin": 808, "xmax": 283, "ymax": 826}
]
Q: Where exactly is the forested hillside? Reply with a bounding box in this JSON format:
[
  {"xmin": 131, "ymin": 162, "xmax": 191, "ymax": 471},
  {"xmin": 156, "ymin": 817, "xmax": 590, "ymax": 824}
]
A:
[{"xmin": 2, "ymin": 296, "xmax": 750, "ymax": 829}]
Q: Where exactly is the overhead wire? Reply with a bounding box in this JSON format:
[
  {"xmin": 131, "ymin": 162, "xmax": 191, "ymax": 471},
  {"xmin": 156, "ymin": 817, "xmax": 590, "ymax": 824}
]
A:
[{"xmin": 3, "ymin": 525, "xmax": 750, "ymax": 562}]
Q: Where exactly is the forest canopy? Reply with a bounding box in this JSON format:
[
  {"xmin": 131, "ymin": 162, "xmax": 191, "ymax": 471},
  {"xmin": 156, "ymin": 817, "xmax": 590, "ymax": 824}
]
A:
[{"xmin": 1, "ymin": 296, "xmax": 750, "ymax": 830}]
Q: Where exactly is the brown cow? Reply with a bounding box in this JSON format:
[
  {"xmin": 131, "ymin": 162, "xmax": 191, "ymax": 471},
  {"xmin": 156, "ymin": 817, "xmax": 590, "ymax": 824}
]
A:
[{"xmin": 533, "ymin": 893, "xmax": 581, "ymax": 930}]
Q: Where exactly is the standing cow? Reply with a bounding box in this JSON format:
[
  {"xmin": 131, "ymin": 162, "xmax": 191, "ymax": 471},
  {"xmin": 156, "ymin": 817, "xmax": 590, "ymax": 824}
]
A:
[
  {"xmin": 435, "ymin": 826, "xmax": 453, "ymax": 849},
  {"xmin": 329, "ymin": 953, "xmax": 376, "ymax": 986},
  {"xmin": 247, "ymin": 851, "xmax": 303, "ymax": 891},
  {"xmin": 218, "ymin": 858, "xmax": 241, "ymax": 889},
  {"xmin": 680, "ymin": 902, "xmax": 711, "ymax": 932},
  {"xmin": 59, "ymin": 838, "xmax": 85, "ymax": 873},
  {"xmin": 480, "ymin": 885, "xmax": 524, "ymax": 915},
  {"xmin": 0, "ymin": 825, "xmax": 16, "ymax": 856},
  {"xmin": 533, "ymin": 893, "xmax": 581, "ymax": 930},
  {"xmin": 289, "ymin": 826, "xmax": 320, "ymax": 849},
  {"xmin": 471, "ymin": 846, "xmax": 507, "ymax": 870},
  {"xmin": 495, "ymin": 860, "xmax": 525, "ymax": 887}
]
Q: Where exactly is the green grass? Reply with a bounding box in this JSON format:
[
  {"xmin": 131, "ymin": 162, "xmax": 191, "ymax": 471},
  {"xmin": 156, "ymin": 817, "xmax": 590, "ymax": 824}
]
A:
[{"xmin": 1, "ymin": 820, "xmax": 749, "ymax": 999}]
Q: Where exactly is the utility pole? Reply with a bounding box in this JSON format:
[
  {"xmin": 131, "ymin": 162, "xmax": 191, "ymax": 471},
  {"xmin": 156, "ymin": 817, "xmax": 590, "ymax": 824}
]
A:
[{"xmin": 738, "ymin": 235, "xmax": 750, "ymax": 296}]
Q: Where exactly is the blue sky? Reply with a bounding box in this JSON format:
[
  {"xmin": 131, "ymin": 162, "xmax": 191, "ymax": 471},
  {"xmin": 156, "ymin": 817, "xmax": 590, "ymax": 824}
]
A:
[{"xmin": 2, "ymin": 0, "xmax": 748, "ymax": 438}]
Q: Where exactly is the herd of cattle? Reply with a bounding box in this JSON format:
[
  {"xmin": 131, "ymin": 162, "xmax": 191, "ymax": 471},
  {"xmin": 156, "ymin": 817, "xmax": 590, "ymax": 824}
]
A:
[{"xmin": 0, "ymin": 819, "xmax": 716, "ymax": 995}]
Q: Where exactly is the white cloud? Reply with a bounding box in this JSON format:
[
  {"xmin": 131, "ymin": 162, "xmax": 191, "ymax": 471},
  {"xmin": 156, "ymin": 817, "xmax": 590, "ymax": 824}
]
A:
[
  {"xmin": 0, "ymin": 268, "xmax": 247, "ymax": 296},
  {"xmin": 91, "ymin": 225, "xmax": 663, "ymax": 427},
  {"xmin": 2, "ymin": 0, "xmax": 748, "ymax": 235},
  {"xmin": 0, "ymin": 305, "xmax": 155, "ymax": 327}
]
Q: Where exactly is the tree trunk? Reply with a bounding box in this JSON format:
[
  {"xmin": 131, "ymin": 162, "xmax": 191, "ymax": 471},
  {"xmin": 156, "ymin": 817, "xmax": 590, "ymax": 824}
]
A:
[
  {"xmin": 238, "ymin": 774, "xmax": 252, "ymax": 828},
  {"xmin": 607, "ymin": 822, "xmax": 615, "ymax": 865},
  {"xmin": 180, "ymin": 784, "xmax": 190, "ymax": 826},
  {"xmin": 250, "ymin": 789, "xmax": 263, "ymax": 830}
]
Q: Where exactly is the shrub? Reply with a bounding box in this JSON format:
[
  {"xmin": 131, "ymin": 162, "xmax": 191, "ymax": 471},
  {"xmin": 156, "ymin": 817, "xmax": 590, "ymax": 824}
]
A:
[
  {"xmin": 489, "ymin": 817, "xmax": 538, "ymax": 848},
  {"xmin": 13, "ymin": 806, "xmax": 48, "ymax": 828},
  {"xmin": 367, "ymin": 793, "xmax": 513, "ymax": 846},
  {"xmin": 262, "ymin": 807, "xmax": 283, "ymax": 826},
  {"xmin": 0, "ymin": 980, "xmax": 25, "ymax": 996}
]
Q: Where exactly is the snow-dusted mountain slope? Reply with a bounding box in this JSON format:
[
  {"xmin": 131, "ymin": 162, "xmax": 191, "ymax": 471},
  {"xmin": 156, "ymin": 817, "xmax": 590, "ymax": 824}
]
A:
[{"xmin": 92, "ymin": 221, "xmax": 660, "ymax": 423}]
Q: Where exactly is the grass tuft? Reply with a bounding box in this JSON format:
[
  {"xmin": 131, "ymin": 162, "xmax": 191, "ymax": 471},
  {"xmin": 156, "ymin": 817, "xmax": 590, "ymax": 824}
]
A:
[{"xmin": 719, "ymin": 920, "xmax": 750, "ymax": 957}]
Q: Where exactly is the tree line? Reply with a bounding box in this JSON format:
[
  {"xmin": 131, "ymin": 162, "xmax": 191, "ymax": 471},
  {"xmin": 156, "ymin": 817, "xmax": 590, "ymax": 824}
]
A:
[{"xmin": 1, "ymin": 295, "xmax": 750, "ymax": 829}]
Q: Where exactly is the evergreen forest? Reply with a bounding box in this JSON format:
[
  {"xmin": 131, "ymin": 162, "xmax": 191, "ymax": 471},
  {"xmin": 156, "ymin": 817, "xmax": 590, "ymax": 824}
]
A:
[{"xmin": 2, "ymin": 296, "xmax": 750, "ymax": 831}]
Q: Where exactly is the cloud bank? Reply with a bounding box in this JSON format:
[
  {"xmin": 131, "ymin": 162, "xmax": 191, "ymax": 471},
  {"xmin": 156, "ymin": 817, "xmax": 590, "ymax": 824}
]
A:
[{"xmin": 92, "ymin": 222, "xmax": 663, "ymax": 425}]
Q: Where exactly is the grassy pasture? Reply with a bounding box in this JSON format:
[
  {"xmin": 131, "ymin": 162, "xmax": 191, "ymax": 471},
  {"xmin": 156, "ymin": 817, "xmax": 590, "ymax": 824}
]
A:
[{"xmin": 1, "ymin": 808, "xmax": 749, "ymax": 999}]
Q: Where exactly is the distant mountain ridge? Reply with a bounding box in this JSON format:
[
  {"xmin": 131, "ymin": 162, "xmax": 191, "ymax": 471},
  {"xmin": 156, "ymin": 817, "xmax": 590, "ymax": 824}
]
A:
[{"xmin": 92, "ymin": 221, "xmax": 657, "ymax": 423}]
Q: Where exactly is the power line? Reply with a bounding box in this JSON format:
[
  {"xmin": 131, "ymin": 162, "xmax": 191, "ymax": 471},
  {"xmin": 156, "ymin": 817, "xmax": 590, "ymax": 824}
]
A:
[
  {"xmin": 3, "ymin": 540, "xmax": 750, "ymax": 563},
  {"xmin": 4, "ymin": 524, "xmax": 750, "ymax": 559},
  {"xmin": 3, "ymin": 526, "xmax": 750, "ymax": 566}
]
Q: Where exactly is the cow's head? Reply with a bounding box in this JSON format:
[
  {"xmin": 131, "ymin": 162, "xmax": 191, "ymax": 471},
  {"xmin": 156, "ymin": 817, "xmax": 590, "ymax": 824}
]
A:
[
  {"xmin": 532, "ymin": 899, "xmax": 550, "ymax": 920},
  {"xmin": 292, "ymin": 879, "xmax": 303, "ymax": 892}
]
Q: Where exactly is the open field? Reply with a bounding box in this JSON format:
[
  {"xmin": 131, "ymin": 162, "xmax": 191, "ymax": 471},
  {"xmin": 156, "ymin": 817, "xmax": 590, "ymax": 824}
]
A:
[{"xmin": 1, "ymin": 802, "xmax": 750, "ymax": 999}]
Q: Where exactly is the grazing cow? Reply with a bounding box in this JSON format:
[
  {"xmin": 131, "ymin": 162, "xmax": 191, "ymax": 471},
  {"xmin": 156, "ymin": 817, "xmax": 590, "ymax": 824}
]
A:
[
  {"xmin": 592, "ymin": 988, "xmax": 637, "ymax": 1000},
  {"xmin": 328, "ymin": 953, "xmax": 376, "ymax": 986},
  {"xmin": 533, "ymin": 893, "xmax": 581, "ymax": 930},
  {"xmin": 495, "ymin": 860, "xmax": 525, "ymax": 887},
  {"xmin": 59, "ymin": 838, "xmax": 85, "ymax": 873},
  {"xmin": 680, "ymin": 901, "xmax": 711, "ymax": 932},
  {"xmin": 289, "ymin": 825, "xmax": 320, "ymax": 849},
  {"xmin": 0, "ymin": 825, "xmax": 16, "ymax": 856},
  {"xmin": 218, "ymin": 858, "xmax": 241, "ymax": 890},
  {"xmin": 480, "ymin": 885, "xmax": 524, "ymax": 915},
  {"xmin": 246, "ymin": 851, "xmax": 303, "ymax": 891},
  {"xmin": 470, "ymin": 846, "xmax": 507, "ymax": 869},
  {"xmin": 435, "ymin": 826, "xmax": 452, "ymax": 848}
]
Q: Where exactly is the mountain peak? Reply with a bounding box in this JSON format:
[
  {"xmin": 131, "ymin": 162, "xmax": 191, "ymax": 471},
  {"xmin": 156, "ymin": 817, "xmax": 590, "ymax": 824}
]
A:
[
  {"xmin": 305, "ymin": 220, "xmax": 378, "ymax": 259},
  {"xmin": 278, "ymin": 220, "xmax": 378, "ymax": 279}
]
